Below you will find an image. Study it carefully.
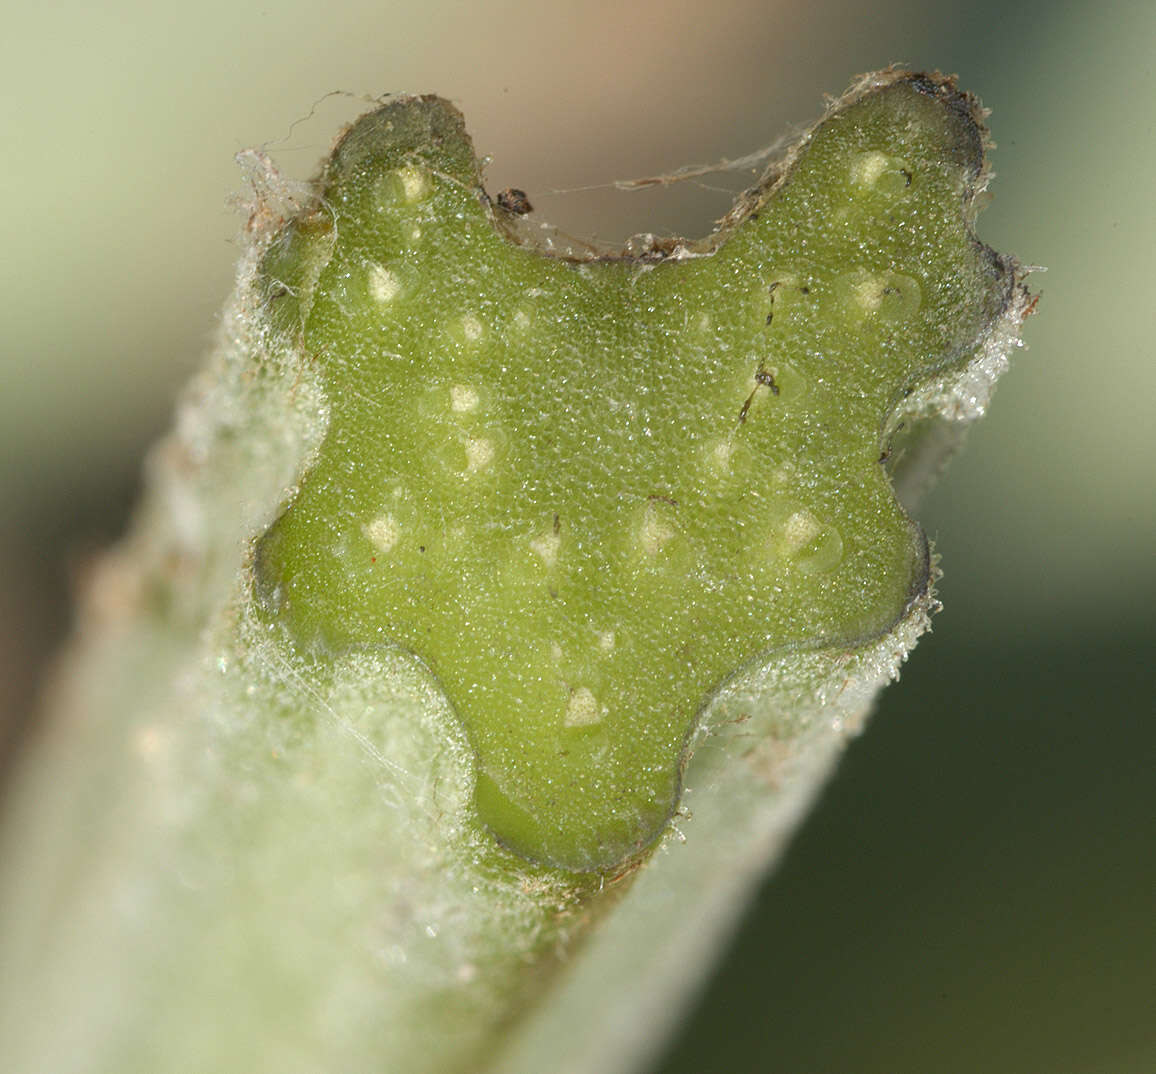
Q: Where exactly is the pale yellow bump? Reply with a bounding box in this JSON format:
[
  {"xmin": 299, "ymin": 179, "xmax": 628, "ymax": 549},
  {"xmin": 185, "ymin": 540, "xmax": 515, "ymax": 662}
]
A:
[
  {"xmin": 409, "ymin": 224, "xmax": 422, "ymax": 241},
  {"xmin": 512, "ymin": 309, "xmax": 532, "ymax": 331},
  {"xmin": 781, "ymin": 510, "xmax": 821, "ymax": 554},
  {"xmin": 397, "ymin": 164, "xmax": 428, "ymax": 202},
  {"xmin": 564, "ymin": 687, "xmax": 604, "ymax": 728},
  {"xmin": 368, "ymin": 262, "xmax": 402, "ymax": 303},
  {"xmin": 529, "ymin": 527, "xmax": 561, "ymax": 567},
  {"xmin": 464, "ymin": 436, "xmax": 495, "ymax": 473},
  {"xmin": 850, "ymin": 150, "xmax": 890, "ymax": 187},
  {"xmin": 461, "ymin": 313, "xmax": 485, "ymax": 342},
  {"xmin": 450, "ymin": 384, "xmax": 480, "ymax": 412},
  {"xmin": 639, "ymin": 504, "xmax": 675, "ymax": 556},
  {"xmin": 852, "ymin": 274, "xmax": 891, "ymax": 313},
  {"xmin": 550, "ymin": 641, "xmax": 565, "ymax": 663},
  {"xmin": 363, "ymin": 513, "xmax": 401, "ymax": 553},
  {"xmin": 597, "ymin": 629, "xmax": 616, "ymax": 654},
  {"xmin": 708, "ymin": 437, "xmax": 736, "ymax": 473}
]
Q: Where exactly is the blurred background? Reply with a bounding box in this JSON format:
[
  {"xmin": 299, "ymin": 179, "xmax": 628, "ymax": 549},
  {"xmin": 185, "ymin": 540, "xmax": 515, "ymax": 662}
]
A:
[{"xmin": 2, "ymin": 0, "xmax": 1153, "ymax": 1070}]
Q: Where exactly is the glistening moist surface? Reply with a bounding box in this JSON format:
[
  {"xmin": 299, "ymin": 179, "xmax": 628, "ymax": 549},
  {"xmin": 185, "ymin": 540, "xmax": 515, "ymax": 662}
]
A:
[{"xmin": 254, "ymin": 74, "xmax": 1018, "ymax": 871}]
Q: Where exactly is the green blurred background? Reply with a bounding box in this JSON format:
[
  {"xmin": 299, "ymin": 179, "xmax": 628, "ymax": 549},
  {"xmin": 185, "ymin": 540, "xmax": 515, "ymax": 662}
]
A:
[{"xmin": 2, "ymin": 1, "xmax": 1153, "ymax": 1070}]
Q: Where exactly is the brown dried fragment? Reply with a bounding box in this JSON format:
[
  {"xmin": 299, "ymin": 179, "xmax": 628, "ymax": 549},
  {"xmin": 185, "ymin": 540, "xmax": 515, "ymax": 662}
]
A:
[{"xmin": 496, "ymin": 187, "xmax": 534, "ymax": 215}]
